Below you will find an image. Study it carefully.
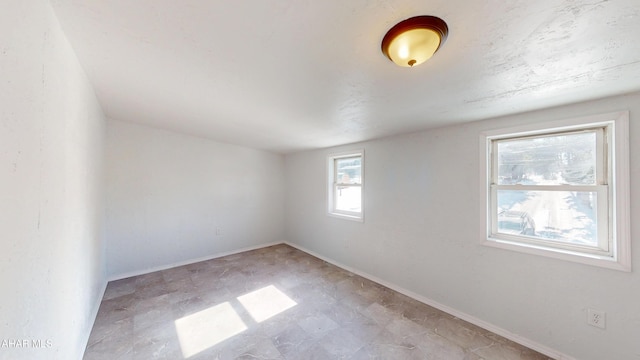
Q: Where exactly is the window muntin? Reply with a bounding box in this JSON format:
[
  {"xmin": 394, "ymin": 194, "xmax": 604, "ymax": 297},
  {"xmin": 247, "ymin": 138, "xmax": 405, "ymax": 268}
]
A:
[
  {"xmin": 328, "ymin": 151, "xmax": 363, "ymax": 221},
  {"xmin": 481, "ymin": 112, "xmax": 630, "ymax": 271}
]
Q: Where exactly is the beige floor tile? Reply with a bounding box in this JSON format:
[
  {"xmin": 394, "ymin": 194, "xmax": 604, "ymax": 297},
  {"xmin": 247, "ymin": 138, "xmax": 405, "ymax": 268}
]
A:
[{"xmin": 84, "ymin": 244, "xmax": 553, "ymax": 360}]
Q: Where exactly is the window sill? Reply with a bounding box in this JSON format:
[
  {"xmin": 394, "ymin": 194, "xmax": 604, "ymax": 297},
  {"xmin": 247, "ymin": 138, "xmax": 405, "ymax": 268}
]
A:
[
  {"xmin": 328, "ymin": 212, "xmax": 364, "ymax": 222},
  {"xmin": 483, "ymin": 237, "xmax": 630, "ymax": 272}
]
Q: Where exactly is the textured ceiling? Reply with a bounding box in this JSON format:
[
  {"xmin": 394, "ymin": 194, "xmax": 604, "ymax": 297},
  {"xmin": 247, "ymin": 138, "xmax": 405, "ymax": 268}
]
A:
[{"xmin": 50, "ymin": 0, "xmax": 640, "ymax": 153}]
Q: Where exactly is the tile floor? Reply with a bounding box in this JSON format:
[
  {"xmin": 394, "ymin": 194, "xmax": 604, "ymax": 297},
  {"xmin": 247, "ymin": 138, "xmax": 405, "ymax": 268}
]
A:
[{"xmin": 84, "ymin": 244, "xmax": 552, "ymax": 359}]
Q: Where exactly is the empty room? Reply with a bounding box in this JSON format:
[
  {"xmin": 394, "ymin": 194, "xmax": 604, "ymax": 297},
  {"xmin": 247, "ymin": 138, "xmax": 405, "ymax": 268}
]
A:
[{"xmin": 2, "ymin": 1, "xmax": 639, "ymax": 359}]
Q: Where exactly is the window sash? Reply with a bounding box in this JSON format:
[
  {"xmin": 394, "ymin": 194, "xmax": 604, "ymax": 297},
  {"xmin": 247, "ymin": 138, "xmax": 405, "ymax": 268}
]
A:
[
  {"xmin": 332, "ymin": 184, "xmax": 362, "ymax": 216},
  {"xmin": 489, "ymin": 185, "xmax": 611, "ymax": 255},
  {"xmin": 334, "ymin": 156, "xmax": 362, "ymax": 186},
  {"xmin": 490, "ymin": 127, "xmax": 606, "ymax": 186},
  {"xmin": 488, "ymin": 126, "xmax": 611, "ymax": 256}
]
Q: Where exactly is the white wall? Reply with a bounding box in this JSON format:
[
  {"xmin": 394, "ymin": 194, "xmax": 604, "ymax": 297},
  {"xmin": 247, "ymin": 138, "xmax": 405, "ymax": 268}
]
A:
[
  {"xmin": 285, "ymin": 92, "xmax": 640, "ymax": 360},
  {"xmin": 106, "ymin": 120, "xmax": 285, "ymax": 278},
  {"xmin": 0, "ymin": 1, "xmax": 106, "ymax": 360}
]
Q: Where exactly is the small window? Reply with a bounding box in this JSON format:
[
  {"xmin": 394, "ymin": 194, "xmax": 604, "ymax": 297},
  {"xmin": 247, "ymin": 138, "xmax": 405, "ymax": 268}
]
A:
[
  {"xmin": 328, "ymin": 151, "xmax": 364, "ymax": 221},
  {"xmin": 480, "ymin": 112, "xmax": 630, "ymax": 271}
]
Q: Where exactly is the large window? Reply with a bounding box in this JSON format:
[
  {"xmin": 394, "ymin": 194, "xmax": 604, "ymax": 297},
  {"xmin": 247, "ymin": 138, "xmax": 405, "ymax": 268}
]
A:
[
  {"xmin": 480, "ymin": 112, "xmax": 630, "ymax": 271},
  {"xmin": 328, "ymin": 151, "xmax": 363, "ymax": 221}
]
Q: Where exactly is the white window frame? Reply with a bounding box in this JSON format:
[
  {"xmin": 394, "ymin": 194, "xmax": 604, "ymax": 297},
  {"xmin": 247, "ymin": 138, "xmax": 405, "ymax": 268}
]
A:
[
  {"xmin": 327, "ymin": 150, "xmax": 364, "ymax": 222},
  {"xmin": 480, "ymin": 112, "xmax": 630, "ymax": 271}
]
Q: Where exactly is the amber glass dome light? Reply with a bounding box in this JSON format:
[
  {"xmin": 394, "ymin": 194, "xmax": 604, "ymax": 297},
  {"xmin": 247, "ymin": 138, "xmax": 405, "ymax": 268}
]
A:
[{"xmin": 381, "ymin": 16, "xmax": 449, "ymax": 67}]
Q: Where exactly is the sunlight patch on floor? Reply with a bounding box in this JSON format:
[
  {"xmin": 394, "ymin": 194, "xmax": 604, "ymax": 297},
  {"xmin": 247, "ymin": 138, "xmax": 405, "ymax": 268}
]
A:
[
  {"xmin": 175, "ymin": 302, "xmax": 247, "ymax": 358},
  {"xmin": 237, "ymin": 285, "xmax": 297, "ymax": 323}
]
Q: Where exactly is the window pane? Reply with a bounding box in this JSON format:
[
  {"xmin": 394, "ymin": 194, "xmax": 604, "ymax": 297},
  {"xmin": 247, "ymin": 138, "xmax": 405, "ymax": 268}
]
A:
[
  {"xmin": 335, "ymin": 186, "xmax": 361, "ymax": 213},
  {"xmin": 497, "ymin": 132, "xmax": 597, "ymax": 185},
  {"xmin": 336, "ymin": 157, "xmax": 361, "ymax": 184},
  {"xmin": 497, "ymin": 190, "xmax": 597, "ymax": 247}
]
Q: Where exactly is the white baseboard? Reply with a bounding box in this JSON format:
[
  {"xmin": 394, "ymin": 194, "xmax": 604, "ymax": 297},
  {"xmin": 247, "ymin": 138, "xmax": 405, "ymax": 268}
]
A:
[
  {"xmin": 107, "ymin": 241, "xmax": 282, "ymax": 281},
  {"xmin": 284, "ymin": 241, "xmax": 574, "ymax": 360}
]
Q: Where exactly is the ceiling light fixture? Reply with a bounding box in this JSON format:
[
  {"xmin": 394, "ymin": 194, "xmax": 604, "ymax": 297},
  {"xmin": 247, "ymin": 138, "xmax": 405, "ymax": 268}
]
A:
[{"xmin": 381, "ymin": 16, "xmax": 449, "ymax": 68}]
